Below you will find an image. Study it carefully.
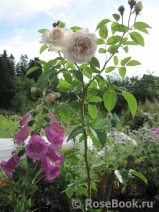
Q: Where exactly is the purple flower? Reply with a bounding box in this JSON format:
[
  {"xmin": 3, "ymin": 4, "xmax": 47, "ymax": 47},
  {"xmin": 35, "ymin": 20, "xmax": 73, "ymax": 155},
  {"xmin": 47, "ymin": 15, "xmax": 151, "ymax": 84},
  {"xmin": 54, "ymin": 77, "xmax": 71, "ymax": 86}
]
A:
[
  {"xmin": 45, "ymin": 126, "xmax": 64, "ymax": 150},
  {"xmin": 25, "ymin": 134, "xmax": 48, "ymax": 162},
  {"xmin": 50, "ymin": 121, "xmax": 65, "ymax": 135},
  {"xmin": 154, "ymin": 128, "xmax": 159, "ymax": 137},
  {"xmin": 14, "ymin": 125, "xmax": 31, "ymax": 145},
  {"xmin": 19, "ymin": 112, "xmax": 32, "ymax": 126},
  {"xmin": 47, "ymin": 146, "xmax": 64, "ymax": 165},
  {"xmin": 0, "ymin": 153, "xmax": 20, "ymax": 178},
  {"xmin": 41, "ymin": 155, "xmax": 60, "ymax": 181}
]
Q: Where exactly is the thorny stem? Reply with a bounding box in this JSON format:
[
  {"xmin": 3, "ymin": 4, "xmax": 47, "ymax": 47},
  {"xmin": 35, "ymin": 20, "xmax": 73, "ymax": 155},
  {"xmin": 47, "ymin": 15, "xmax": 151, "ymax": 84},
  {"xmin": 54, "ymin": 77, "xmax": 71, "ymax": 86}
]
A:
[
  {"xmin": 128, "ymin": 8, "xmax": 133, "ymax": 29},
  {"xmin": 36, "ymin": 95, "xmax": 45, "ymax": 133},
  {"xmin": 122, "ymin": 14, "xmax": 124, "ymax": 25},
  {"xmin": 76, "ymin": 63, "xmax": 91, "ymax": 199},
  {"xmin": 82, "ymin": 89, "xmax": 91, "ymax": 199},
  {"xmin": 102, "ymin": 171, "xmax": 115, "ymax": 212}
]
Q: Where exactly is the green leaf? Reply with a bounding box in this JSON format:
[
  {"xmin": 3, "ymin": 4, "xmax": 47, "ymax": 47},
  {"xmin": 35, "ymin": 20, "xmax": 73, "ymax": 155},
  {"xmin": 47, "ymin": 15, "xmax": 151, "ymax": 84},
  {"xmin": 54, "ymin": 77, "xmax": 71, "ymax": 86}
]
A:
[
  {"xmin": 71, "ymin": 78, "xmax": 80, "ymax": 87},
  {"xmin": 119, "ymin": 67, "xmax": 126, "ymax": 77},
  {"xmin": 115, "ymin": 169, "xmax": 129, "ymax": 186},
  {"xmin": 130, "ymin": 32, "xmax": 144, "ymax": 46},
  {"xmin": 43, "ymin": 59, "xmax": 57, "ymax": 71},
  {"xmin": 89, "ymin": 81, "xmax": 98, "ymax": 89},
  {"xmin": 121, "ymin": 57, "xmax": 131, "ymax": 66},
  {"xmin": 40, "ymin": 45, "xmax": 48, "ymax": 54},
  {"xmin": 88, "ymin": 96, "xmax": 103, "ymax": 103},
  {"xmin": 112, "ymin": 23, "xmax": 128, "ymax": 32},
  {"xmin": 67, "ymin": 126, "xmax": 83, "ymax": 142},
  {"xmin": 66, "ymin": 62, "xmax": 76, "ymax": 70},
  {"xmin": 94, "ymin": 128, "xmax": 107, "ymax": 148},
  {"xmin": 129, "ymin": 169, "xmax": 148, "ymax": 184},
  {"xmin": 107, "ymin": 45, "xmax": 119, "ymax": 53},
  {"xmin": 57, "ymin": 79, "xmax": 70, "ymax": 92},
  {"xmin": 95, "ymin": 74, "xmax": 106, "ymax": 89},
  {"xmin": 124, "ymin": 41, "xmax": 137, "ymax": 45},
  {"xmin": 78, "ymin": 187, "xmax": 88, "ymax": 196},
  {"xmin": 96, "ymin": 19, "xmax": 111, "ymax": 31},
  {"xmin": 107, "ymin": 35, "xmax": 122, "ymax": 45},
  {"xmin": 36, "ymin": 69, "xmax": 54, "ymax": 91},
  {"xmin": 113, "ymin": 56, "xmax": 118, "ymax": 66},
  {"xmin": 26, "ymin": 66, "xmax": 40, "ymax": 76},
  {"xmin": 99, "ymin": 25, "xmax": 108, "ymax": 39},
  {"xmin": 98, "ymin": 48, "xmax": 106, "ymax": 53},
  {"xmin": 134, "ymin": 21, "xmax": 151, "ymax": 29},
  {"xmin": 82, "ymin": 66, "xmax": 92, "ymax": 78},
  {"xmin": 123, "ymin": 46, "xmax": 129, "ymax": 53},
  {"xmin": 70, "ymin": 26, "xmax": 82, "ymax": 32},
  {"xmin": 69, "ymin": 100, "xmax": 81, "ymax": 110},
  {"xmin": 37, "ymin": 60, "xmax": 46, "ymax": 65},
  {"xmin": 88, "ymin": 104, "xmax": 98, "ymax": 119},
  {"xmin": 105, "ymin": 66, "xmax": 115, "ymax": 73},
  {"xmin": 59, "ymin": 108, "xmax": 70, "ymax": 122},
  {"xmin": 87, "ymin": 128, "xmax": 101, "ymax": 149},
  {"xmin": 71, "ymin": 70, "xmax": 83, "ymax": 82},
  {"xmin": 87, "ymin": 88, "xmax": 99, "ymax": 99},
  {"xmin": 58, "ymin": 22, "xmax": 65, "ymax": 28},
  {"xmin": 112, "ymin": 14, "xmax": 120, "ymax": 22},
  {"xmin": 96, "ymin": 38, "xmax": 105, "ymax": 45},
  {"xmin": 90, "ymin": 57, "xmax": 100, "ymax": 69},
  {"xmin": 111, "ymin": 22, "xmax": 116, "ymax": 35},
  {"xmin": 122, "ymin": 92, "xmax": 137, "ymax": 117},
  {"xmin": 67, "ymin": 155, "xmax": 79, "ymax": 165},
  {"xmin": 38, "ymin": 29, "xmax": 47, "ymax": 33},
  {"xmin": 66, "ymin": 188, "xmax": 74, "ymax": 198},
  {"xmin": 103, "ymin": 91, "xmax": 117, "ymax": 112},
  {"xmin": 134, "ymin": 21, "xmax": 151, "ymax": 34},
  {"xmin": 126, "ymin": 60, "xmax": 141, "ymax": 66},
  {"xmin": 63, "ymin": 72, "xmax": 72, "ymax": 84}
]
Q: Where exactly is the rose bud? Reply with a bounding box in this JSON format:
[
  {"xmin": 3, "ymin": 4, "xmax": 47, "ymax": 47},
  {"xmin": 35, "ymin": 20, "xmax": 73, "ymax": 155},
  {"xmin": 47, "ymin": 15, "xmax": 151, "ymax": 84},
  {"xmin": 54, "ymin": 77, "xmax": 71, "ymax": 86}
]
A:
[
  {"xmin": 118, "ymin": 5, "xmax": 125, "ymax": 16},
  {"xmin": 44, "ymin": 93, "xmax": 56, "ymax": 103},
  {"xmin": 134, "ymin": 1, "xmax": 143, "ymax": 15}
]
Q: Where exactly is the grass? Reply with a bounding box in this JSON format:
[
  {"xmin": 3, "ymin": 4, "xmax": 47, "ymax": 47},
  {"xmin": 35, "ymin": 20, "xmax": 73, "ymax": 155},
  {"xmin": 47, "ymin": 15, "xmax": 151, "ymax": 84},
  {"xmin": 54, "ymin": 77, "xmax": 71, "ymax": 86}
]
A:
[{"xmin": 0, "ymin": 115, "xmax": 19, "ymax": 138}]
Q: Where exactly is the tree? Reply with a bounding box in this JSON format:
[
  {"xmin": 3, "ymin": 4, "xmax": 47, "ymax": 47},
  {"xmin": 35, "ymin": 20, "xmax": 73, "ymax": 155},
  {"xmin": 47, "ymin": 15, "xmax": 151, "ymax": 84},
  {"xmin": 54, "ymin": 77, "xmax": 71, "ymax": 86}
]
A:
[
  {"xmin": 0, "ymin": 50, "xmax": 15, "ymax": 109},
  {"xmin": 27, "ymin": 57, "xmax": 42, "ymax": 82},
  {"xmin": 16, "ymin": 54, "xmax": 29, "ymax": 76}
]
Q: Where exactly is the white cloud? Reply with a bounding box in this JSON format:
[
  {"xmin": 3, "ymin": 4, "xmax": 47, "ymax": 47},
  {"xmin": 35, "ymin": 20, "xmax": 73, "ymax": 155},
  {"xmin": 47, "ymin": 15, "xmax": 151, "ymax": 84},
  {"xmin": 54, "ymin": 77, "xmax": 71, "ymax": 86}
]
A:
[{"xmin": 0, "ymin": 0, "xmax": 93, "ymax": 22}]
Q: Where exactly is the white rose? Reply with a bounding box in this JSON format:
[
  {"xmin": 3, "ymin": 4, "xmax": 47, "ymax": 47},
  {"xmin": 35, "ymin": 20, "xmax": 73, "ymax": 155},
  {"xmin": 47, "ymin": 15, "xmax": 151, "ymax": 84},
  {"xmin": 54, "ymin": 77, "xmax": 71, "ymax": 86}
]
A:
[
  {"xmin": 41, "ymin": 28, "xmax": 73, "ymax": 52},
  {"xmin": 64, "ymin": 28, "xmax": 97, "ymax": 64}
]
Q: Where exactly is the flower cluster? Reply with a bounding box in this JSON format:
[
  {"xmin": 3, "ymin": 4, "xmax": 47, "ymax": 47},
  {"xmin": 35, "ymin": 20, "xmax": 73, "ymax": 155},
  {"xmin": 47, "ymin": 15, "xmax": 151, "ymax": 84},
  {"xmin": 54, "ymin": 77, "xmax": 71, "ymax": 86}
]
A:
[
  {"xmin": 0, "ymin": 110, "xmax": 65, "ymax": 181},
  {"xmin": 42, "ymin": 27, "xmax": 97, "ymax": 64}
]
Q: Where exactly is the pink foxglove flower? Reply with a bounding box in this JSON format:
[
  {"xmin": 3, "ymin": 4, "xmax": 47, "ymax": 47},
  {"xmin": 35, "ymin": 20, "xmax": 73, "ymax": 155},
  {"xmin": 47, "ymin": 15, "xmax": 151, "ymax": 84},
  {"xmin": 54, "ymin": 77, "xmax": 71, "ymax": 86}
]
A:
[
  {"xmin": 14, "ymin": 125, "xmax": 31, "ymax": 145},
  {"xmin": 25, "ymin": 134, "xmax": 48, "ymax": 162},
  {"xmin": 47, "ymin": 146, "xmax": 64, "ymax": 165},
  {"xmin": 45, "ymin": 126, "xmax": 64, "ymax": 150},
  {"xmin": 46, "ymin": 112, "xmax": 57, "ymax": 123},
  {"xmin": 41, "ymin": 155, "xmax": 60, "ymax": 181},
  {"xmin": 50, "ymin": 121, "xmax": 65, "ymax": 135},
  {"xmin": 154, "ymin": 128, "xmax": 159, "ymax": 137},
  {"xmin": 0, "ymin": 153, "xmax": 20, "ymax": 178},
  {"xmin": 19, "ymin": 112, "xmax": 32, "ymax": 126}
]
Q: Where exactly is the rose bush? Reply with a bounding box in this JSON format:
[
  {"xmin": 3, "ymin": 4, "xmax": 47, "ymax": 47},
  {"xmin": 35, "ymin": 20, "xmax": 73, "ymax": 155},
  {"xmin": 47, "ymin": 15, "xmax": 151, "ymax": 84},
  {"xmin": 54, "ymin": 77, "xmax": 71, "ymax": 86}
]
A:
[{"xmin": 0, "ymin": 1, "xmax": 152, "ymax": 212}]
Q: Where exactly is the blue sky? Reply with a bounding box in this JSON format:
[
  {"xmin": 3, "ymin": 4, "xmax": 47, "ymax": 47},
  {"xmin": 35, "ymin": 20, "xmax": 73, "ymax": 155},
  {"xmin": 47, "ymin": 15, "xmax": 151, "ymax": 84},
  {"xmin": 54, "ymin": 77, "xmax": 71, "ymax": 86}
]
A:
[{"xmin": 0, "ymin": 0, "xmax": 159, "ymax": 76}]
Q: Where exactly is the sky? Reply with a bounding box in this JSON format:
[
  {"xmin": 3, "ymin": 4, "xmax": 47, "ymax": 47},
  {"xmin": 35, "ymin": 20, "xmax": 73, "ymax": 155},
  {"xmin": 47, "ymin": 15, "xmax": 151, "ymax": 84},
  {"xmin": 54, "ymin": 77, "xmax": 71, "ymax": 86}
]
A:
[{"xmin": 0, "ymin": 0, "xmax": 159, "ymax": 77}]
